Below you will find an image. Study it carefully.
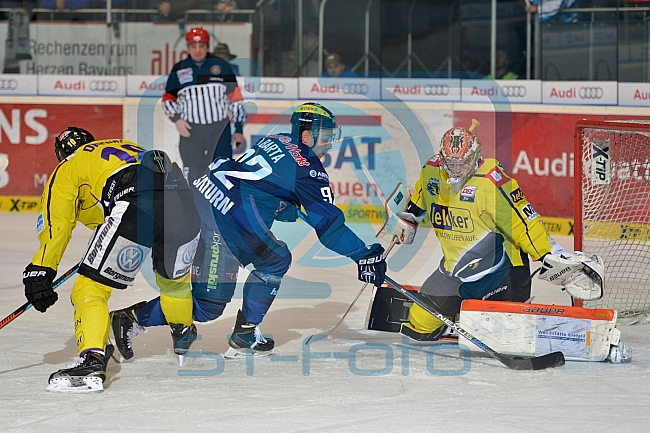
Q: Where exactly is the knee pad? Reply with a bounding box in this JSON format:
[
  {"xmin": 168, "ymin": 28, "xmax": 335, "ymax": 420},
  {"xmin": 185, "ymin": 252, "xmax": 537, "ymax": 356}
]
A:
[
  {"xmin": 192, "ymin": 298, "xmax": 227, "ymax": 322},
  {"xmin": 250, "ymin": 269, "xmax": 283, "ymax": 289},
  {"xmin": 256, "ymin": 249, "xmax": 291, "ymax": 277}
]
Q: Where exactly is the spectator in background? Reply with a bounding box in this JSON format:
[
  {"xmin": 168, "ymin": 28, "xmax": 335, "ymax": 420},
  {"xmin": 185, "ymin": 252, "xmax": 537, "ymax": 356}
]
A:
[
  {"xmin": 0, "ymin": 0, "xmax": 34, "ymax": 20},
  {"xmin": 485, "ymin": 50, "xmax": 519, "ymax": 80},
  {"xmin": 157, "ymin": 0, "xmax": 200, "ymax": 22},
  {"xmin": 321, "ymin": 53, "xmax": 357, "ymax": 78},
  {"xmin": 216, "ymin": 0, "xmax": 235, "ymax": 21},
  {"xmin": 38, "ymin": 0, "xmax": 89, "ymax": 21},
  {"xmin": 525, "ymin": 0, "xmax": 579, "ymax": 23},
  {"xmin": 213, "ymin": 42, "xmax": 240, "ymax": 75}
]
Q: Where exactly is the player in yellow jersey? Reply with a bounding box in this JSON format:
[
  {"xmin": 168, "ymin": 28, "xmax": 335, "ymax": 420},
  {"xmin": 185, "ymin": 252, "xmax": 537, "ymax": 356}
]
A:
[
  {"xmin": 22, "ymin": 127, "xmax": 200, "ymax": 392},
  {"xmin": 377, "ymin": 126, "xmax": 603, "ymax": 341}
]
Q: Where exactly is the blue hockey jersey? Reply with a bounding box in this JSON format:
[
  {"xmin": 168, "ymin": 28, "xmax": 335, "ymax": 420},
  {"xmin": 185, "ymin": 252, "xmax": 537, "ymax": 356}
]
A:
[{"xmin": 192, "ymin": 133, "xmax": 367, "ymax": 259}]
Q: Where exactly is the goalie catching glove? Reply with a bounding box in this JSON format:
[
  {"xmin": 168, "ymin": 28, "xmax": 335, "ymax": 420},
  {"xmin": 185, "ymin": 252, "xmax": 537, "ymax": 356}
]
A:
[
  {"xmin": 376, "ymin": 183, "xmax": 424, "ymax": 245},
  {"xmin": 538, "ymin": 245, "xmax": 605, "ymax": 301}
]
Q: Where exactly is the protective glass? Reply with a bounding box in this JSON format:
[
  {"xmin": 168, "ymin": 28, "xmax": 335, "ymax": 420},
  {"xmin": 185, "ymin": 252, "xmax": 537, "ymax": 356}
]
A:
[
  {"xmin": 442, "ymin": 154, "xmax": 472, "ymax": 178},
  {"xmin": 319, "ymin": 126, "xmax": 341, "ymax": 143}
]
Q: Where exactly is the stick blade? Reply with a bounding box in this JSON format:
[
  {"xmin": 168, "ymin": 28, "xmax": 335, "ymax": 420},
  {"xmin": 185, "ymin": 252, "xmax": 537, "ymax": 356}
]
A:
[{"xmin": 499, "ymin": 351, "xmax": 565, "ymax": 371}]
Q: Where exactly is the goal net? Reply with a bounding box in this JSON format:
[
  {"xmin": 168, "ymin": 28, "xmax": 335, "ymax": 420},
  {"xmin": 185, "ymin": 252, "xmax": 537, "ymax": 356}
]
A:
[{"xmin": 575, "ymin": 120, "xmax": 650, "ymax": 324}]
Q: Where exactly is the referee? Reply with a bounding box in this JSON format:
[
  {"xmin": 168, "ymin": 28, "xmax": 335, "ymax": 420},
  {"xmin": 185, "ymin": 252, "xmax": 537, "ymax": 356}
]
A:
[{"xmin": 163, "ymin": 27, "xmax": 246, "ymax": 183}]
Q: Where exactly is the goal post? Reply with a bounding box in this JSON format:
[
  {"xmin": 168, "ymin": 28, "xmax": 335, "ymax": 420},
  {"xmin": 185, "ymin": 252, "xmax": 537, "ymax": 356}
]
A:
[{"xmin": 574, "ymin": 119, "xmax": 650, "ymax": 324}]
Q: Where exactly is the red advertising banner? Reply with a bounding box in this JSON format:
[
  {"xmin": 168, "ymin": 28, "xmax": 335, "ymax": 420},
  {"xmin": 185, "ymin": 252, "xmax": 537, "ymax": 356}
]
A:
[
  {"xmin": 0, "ymin": 104, "xmax": 122, "ymax": 197},
  {"xmin": 453, "ymin": 111, "xmax": 650, "ymax": 218}
]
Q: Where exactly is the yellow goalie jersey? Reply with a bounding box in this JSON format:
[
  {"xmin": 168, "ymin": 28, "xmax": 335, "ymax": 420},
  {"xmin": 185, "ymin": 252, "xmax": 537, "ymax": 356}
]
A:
[
  {"xmin": 411, "ymin": 155, "xmax": 552, "ymax": 279},
  {"xmin": 32, "ymin": 139, "xmax": 146, "ymax": 271}
]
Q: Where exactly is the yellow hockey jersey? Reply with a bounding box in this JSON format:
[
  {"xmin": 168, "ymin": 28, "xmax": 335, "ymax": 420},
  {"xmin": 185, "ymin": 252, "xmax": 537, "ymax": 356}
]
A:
[
  {"xmin": 411, "ymin": 155, "xmax": 552, "ymax": 278},
  {"xmin": 32, "ymin": 139, "xmax": 146, "ymax": 271}
]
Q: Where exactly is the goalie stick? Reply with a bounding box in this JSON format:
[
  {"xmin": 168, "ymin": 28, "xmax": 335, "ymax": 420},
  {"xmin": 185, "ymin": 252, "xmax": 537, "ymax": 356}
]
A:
[
  {"xmin": 383, "ymin": 276, "xmax": 566, "ymax": 371},
  {"xmin": 0, "ymin": 263, "xmax": 80, "ymax": 330}
]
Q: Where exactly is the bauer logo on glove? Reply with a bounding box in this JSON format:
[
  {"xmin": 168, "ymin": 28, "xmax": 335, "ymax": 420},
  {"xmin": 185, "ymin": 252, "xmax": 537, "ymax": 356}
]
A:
[{"xmin": 539, "ymin": 252, "xmax": 605, "ymax": 301}]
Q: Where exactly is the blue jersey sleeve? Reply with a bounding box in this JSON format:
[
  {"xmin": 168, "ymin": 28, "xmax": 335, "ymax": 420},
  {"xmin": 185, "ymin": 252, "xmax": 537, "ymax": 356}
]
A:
[{"xmin": 294, "ymin": 167, "xmax": 366, "ymax": 258}]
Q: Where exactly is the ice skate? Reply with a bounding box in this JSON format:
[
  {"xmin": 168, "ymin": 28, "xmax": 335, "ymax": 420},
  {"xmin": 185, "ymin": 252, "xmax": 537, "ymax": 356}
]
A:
[
  {"xmin": 46, "ymin": 345, "xmax": 114, "ymax": 393},
  {"xmin": 110, "ymin": 301, "xmax": 147, "ymax": 362},
  {"xmin": 224, "ymin": 310, "xmax": 274, "ymax": 359},
  {"xmin": 170, "ymin": 323, "xmax": 197, "ymax": 366}
]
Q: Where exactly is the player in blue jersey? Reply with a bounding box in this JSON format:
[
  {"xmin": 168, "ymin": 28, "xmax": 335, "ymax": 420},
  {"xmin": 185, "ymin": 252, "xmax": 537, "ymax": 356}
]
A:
[{"xmin": 111, "ymin": 103, "xmax": 387, "ymax": 358}]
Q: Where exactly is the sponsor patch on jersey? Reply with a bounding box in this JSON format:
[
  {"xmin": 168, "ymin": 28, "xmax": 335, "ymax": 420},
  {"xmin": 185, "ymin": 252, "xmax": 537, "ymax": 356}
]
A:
[
  {"xmin": 427, "ymin": 177, "xmax": 440, "ymax": 196},
  {"xmin": 36, "ymin": 213, "xmax": 45, "ymax": 235},
  {"xmin": 177, "ymin": 68, "xmax": 193, "ymax": 85},
  {"xmin": 522, "ymin": 203, "xmax": 540, "ymax": 221},
  {"xmin": 486, "ymin": 167, "xmax": 509, "ymax": 188},
  {"xmin": 309, "ymin": 169, "xmax": 329, "ymax": 181},
  {"xmin": 426, "ymin": 155, "xmax": 440, "ymax": 167},
  {"xmin": 460, "ymin": 186, "xmax": 477, "ymax": 202},
  {"xmin": 430, "ymin": 203, "xmax": 473, "ymax": 233},
  {"xmin": 510, "ymin": 188, "xmax": 524, "ymax": 203},
  {"xmin": 210, "ymin": 65, "xmax": 222, "ymax": 75}
]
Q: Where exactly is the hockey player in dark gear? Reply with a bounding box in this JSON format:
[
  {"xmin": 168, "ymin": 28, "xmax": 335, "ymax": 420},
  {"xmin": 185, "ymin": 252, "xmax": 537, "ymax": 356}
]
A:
[
  {"xmin": 122, "ymin": 103, "xmax": 386, "ymax": 358},
  {"xmin": 25, "ymin": 127, "xmax": 200, "ymax": 392}
]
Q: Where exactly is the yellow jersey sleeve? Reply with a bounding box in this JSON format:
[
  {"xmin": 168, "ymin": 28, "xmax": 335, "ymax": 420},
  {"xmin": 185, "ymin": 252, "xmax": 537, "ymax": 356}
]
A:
[
  {"xmin": 32, "ymin": 160, "xmax": 82, "ymax": 270},
  {"xmin": 485, "ymin": 167, "xmax": 552, "ymax": 262}
]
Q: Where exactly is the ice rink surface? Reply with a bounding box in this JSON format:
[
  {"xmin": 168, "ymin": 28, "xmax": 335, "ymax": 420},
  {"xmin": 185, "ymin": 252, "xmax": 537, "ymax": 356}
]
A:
[{"xmin": 1, "ymin": 212, "xmax": 649, "ymax": 433}]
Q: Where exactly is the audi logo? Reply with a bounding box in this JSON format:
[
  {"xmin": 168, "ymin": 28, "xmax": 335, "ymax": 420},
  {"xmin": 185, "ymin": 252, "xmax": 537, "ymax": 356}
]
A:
[
  {"xmin": 89, "ymin": 80, "xmax": 119, "ymax": 92},
  {"xmin": 0, "ymin": 79, "xmax": 18, "ymax": 91},
  {"xmin": 579, "ymin": 87, "xmax": 603, "ymax": 99},
  {"xmin": 258, "ymin": 82, "xmax": 285, "ymax": 94},
  {"xmin": 501, "ymin": 85, "xmax": 527, "ymax": 98},
  {"xmin": 423, "ymin": 84, "xmax": 450, "ymax": 96},
  {"xmin": 342, "ymin": 83, "xmax": 369, "ymax": 95}
]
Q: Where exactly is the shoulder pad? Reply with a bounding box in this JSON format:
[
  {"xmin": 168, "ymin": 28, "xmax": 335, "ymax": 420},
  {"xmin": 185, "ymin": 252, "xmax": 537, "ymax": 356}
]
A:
[{"xmin": 425, "ymin": 154, "xmax": 440, "ymax": 168}]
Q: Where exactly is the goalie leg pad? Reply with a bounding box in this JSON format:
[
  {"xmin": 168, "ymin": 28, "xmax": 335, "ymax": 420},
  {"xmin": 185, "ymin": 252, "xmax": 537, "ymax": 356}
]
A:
[
  {"xmin": 458, "ymin": 300, "xmax": 619, "ymax": 361},
  {"xmin": 367, "ymin": 286, "xmax": 414, "ymax": 332}
]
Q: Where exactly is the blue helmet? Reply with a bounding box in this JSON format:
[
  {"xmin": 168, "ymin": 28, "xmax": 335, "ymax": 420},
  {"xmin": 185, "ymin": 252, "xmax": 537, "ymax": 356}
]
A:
[
  {"xmin": 54, "ymin": 126, "xmax": 95, "ymax": 161},
  {"xmin": 290, "ymin": 102, "xmax": 340, "ymax": 148}
]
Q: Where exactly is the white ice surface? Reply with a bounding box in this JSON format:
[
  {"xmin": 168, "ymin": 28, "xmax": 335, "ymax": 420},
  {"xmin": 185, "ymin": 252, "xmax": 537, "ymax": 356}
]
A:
[{"xmin": 1, "ymin": 212, "xmax": 649, "ymax": 432}]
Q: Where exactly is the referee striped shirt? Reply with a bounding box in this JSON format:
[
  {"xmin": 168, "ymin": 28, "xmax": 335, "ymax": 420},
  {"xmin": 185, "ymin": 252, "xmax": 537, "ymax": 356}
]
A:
[{"xmin": 163, "ymin": 55, "xmax": 246, "ymax": 129}]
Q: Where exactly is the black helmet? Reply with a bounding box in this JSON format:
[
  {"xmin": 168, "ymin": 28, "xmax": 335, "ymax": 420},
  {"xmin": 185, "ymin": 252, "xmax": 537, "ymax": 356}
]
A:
[
  {"xmin": 54, "ymin": 126, "xmax": 95, "ymax": 161},
  {"xmin": 290, "ymin": 102, "xmax": 340, "ymax": 149}
]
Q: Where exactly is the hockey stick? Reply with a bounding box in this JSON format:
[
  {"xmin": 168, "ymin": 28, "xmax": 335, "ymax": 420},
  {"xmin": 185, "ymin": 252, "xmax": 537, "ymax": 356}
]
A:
[
  {"xmin": 383, "ymin": 276, "xmax": 565, "ymax": 370},
  {"xmin": 303, "ymin": 236, "xmax": 399, "ymax": 345},
  {"xmin": 0, "ymin": 263, "xmax": 80, "ymax": 330}
]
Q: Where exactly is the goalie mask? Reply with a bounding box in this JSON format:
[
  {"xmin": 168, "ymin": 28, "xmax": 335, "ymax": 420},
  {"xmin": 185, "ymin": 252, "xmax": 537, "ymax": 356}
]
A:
[
  {"xmin": 54, "ymin": 126, "xmax": 95, "ymax": 162},
  {"xmin": 439, "ymin": 127, "xmax": 482, "ymax": 184},
  {"xmin": 291, "ymin": 102, "xmax": 341, "ymax": 156}
]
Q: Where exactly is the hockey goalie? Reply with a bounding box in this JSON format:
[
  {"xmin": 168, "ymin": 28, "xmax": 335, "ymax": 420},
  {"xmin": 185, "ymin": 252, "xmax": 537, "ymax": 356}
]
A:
[{"xmin": 369, "ymin": 125, "xmax": 629, "ymax": 363}]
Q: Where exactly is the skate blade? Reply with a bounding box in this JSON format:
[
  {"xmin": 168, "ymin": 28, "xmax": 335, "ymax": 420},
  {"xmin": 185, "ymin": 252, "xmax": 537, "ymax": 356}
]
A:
[
  {"xmin": 46, "ymin": 377, "xmax": 104, "ymax": 393},
  {"xmin": 224, "ymin": 347, "xmax": 273, "ymax": 360}
]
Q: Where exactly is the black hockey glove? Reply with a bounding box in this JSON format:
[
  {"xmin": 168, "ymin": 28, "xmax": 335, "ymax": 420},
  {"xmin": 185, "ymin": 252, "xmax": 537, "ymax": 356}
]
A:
[
  {"xmin": 355, "ymin": 243, "xmax": 387, "ymax": 287},
  {"xmin": 23, "ymin": 264, "xmax": 58, "ymax": 313}
]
